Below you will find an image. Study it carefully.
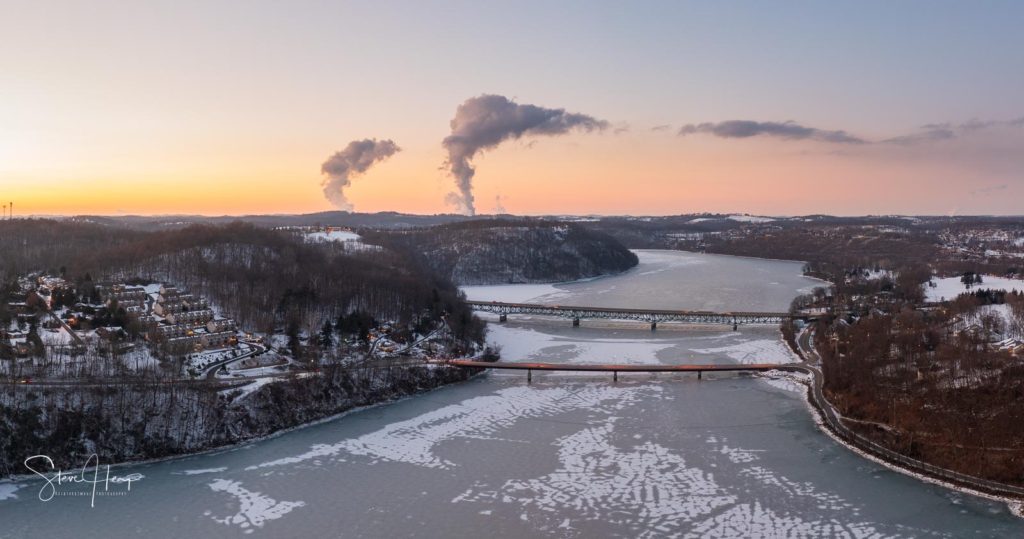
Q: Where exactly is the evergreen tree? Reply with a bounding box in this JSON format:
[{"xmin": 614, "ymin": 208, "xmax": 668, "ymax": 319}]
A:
[{"xmin": 319, "ymin": 320, "xmax": 334, "ymax": 347}]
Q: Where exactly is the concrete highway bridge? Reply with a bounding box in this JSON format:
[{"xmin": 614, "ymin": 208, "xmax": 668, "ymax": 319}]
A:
[{"xmin": 466, "ymin": 300, "xmax": 795, "ymax": 330}]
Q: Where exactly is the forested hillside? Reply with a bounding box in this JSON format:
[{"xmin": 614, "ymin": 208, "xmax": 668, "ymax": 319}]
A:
[
  {"xmin": 0, "ymin": 219, "xmax": 489, "ymax": 473},
  {"xmin": 365, "ymin": 219, "xmax": 639, "ymax": 285},
  {"xmin": 0, "ymin": 219, "xmax": 485, "ymax": 343}
]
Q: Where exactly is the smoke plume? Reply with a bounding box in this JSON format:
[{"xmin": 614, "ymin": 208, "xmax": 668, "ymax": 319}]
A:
[
  {"xmin": 443, "ymin": 94, "xmax": 608, "ymax": 215},
  {"xmin": 321, "ymin": 139, "xmax": 401, "ymax": 211}
]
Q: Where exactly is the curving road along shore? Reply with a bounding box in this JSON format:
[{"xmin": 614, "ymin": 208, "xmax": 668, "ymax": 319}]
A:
[{"xmin": 791, "ymin": 326, "xmax": 1024, "ymax": 501}]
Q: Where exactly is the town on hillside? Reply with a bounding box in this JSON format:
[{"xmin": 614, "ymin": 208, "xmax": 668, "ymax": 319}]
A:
[{"xmin": 0, "ymin": 271, "xmax": 445, "ymax": 381}]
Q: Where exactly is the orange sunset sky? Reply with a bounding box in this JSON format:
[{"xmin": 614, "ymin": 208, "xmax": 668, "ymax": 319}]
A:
[{"xmin": 2, "ymin": 2, "xmax": 1022, "ymax": 217}]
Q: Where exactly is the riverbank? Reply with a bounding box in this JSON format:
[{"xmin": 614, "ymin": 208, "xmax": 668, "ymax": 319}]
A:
[
  {"xmin": 0, "ymin": 362, "xmax": 480, "ymax": 478},
  {"xmin": 0, "ymin": 366, "xmax": 489, "ymax": 490},
  {"xmin": 782, "ymin": 326, "xmax": 1024, "ymax": 511}
]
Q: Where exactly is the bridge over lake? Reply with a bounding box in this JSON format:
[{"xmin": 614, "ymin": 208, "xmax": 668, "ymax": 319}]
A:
[{"xmin": 465, "ymin": 300, "xmax": 794, "ymax": 330}]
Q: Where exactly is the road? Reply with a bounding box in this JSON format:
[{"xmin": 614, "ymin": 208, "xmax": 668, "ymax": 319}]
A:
[
  {"xmin": 791, "ymin": 325, "xmax": 1024, "ymax": 499},
  {"xmin": 2, "ymin": 358, "xmax": 434, "ymax": 388}
]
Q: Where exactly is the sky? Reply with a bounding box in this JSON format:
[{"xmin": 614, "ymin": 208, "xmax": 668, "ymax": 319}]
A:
[{"xmin": 1, "ymin": 1, "xmax": 1023, "ymax": 217}]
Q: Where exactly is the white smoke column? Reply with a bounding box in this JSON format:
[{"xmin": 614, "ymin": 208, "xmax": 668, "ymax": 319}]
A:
[
  {"xmin": 493, "ymin": 194, "xmax": 507, "ymax": 214},
  {"xmin": 321, "ymin": 139, "xmax": 401, "ymax": 211},
  {"xmin": 442, "ymin": 94, "xmax": 608, "ymax": 215}
]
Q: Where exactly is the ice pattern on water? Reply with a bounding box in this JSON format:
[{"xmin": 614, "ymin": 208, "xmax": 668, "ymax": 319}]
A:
[
  {"xmin": 247, "ymin": 384, "xmax": 658, "ymax": 471},
  {"xmin": 690, "ymin": 338, "xmax": 796, "ymax": 365},
  {"xmin": 205, "ymin": 479, "xmax": 306, "ymax": 534},
  {"xmin": 175, "ymin": 467, "xmax": 228, "ymax": 476},
  {"xmin": 0, "ymin": 482, "xmax": 24, "ymax": 501},
  {"xmin": 451, "ymin": 418, "xmax": 925, "ymax": 537}
]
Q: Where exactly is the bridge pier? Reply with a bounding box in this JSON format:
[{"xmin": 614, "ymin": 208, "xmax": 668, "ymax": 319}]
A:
[
  {"xmin": 527, "ymin": 369, "xmax": 532, "ymax": 383},
  {"xmin": 499, "ymin": 314, "xmax": 507, "ymax": 322},
  {"xmin": 613, "ymin": 370, "xmax": 618, "ymax": 382},
  {"xmin": 697, "ymin": 370, "xmax": 702, "ymax": 380},
  {"xmin": 572, "ymin": 317, "xmax": 580, "ymax": 328},
  {"xmin": 650, "ymin": 321, "xmax": 657, "ymax": 331}
]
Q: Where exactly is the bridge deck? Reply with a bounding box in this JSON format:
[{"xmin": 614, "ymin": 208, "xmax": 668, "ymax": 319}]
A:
[
  {"xmin": 465, "ymin": 300, "xmax": 790, "ymax": 318},
  {"xmin": 446, "ymin": 360, "xmax": 788, "ymax": 372},
  {"xmin": 465, "ymin": 300, "xmax": 792, "ymax": 327}
]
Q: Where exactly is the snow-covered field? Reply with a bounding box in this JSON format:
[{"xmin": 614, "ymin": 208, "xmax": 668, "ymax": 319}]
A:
[
  {"xmin": 689, "ymin": 214, "xmax": 775, "ymax": 224},
  {"xmin": 304, "ymin": 230, "xmax": 380, "ymax": 252},
  {"xmin": 926, "ymin": 275, "xmax": 1024, "ymax": 302},
  {"xmin": 304, "ymin": 230, "xmax": 361, "ymax": 242},
  {"xmin": 726, "ymin": 214, "xmax": 776, "ymax": 223}
]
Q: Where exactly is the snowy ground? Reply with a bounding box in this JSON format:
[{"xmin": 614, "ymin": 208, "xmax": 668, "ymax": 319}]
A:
[
  {"xmin": 862, "ymin": 269, "xmax": 894, "ymax": 281},
  {"xmin": 960, "ymin": 303, "xmax": 1023, "ymax": 340},
  {"xmin": 304, "ymin": 230, "xmax": 361, "ymax": 242},
  {"xmin": 926, "ymin": 275, "xmax": 1024, "ymax": 302},
  {"xmin": 38, "ymin": 326, "xmax": 76, "ymax": 347},
  {"xmin": 223, "ymin": 377, "xmax": 276, "ymax": 401},
  {"xmin": 187, "ymin": 345, "xmax": 251, "ymax": 373},
  {"xmin": 689, "ymin": 214, "xmax": 775, "ymax": 224},
  {"xmin": 304, "ymin": 230, "xmax": 380, "ymax": 253}
]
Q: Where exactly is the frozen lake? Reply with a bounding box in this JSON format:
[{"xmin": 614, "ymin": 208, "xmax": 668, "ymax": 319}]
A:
[{"xmin": 1, "ymin": 250, "xmax": 1021, "ymax": 537}]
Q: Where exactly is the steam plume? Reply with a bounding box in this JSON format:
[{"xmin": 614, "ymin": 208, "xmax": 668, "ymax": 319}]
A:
[
  {"xmin": 321, "ymin": 139, "xmax": 401, "ymax": 211},
  {"xmin": 443, "ymin": 94, "xmax": 608, "ymax": 215}
]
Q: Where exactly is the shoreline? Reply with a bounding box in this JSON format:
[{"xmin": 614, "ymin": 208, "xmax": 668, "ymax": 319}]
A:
[
  {"xmin": 776, "ymin": 327, "xmax": 1024, "ymax": 514},
  {"xmin": 793, "ymin": 378, "xmax": 1024, "ymax": 516},
  {"xmin": 463, "ymin": 248, "xmax": 832, "ymax": 305},
  {"xmin": 0, "ymin": 367, "xmax": 485, "ymax": 486},
  {"xmin": 666, "ymin": 248, "xmax": 834, "ymax": 286}
]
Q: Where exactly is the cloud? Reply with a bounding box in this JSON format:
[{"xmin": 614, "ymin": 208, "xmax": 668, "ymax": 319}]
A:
[
  {"xmin": 882, "ymin": 126, "xmax": 956, "ymax": 146},
  {"xmin": 884, "ymin": 117, "xmax": 1024, "ymax": 145},
  {"xmin": 650, "ymin": 124, "xmax": 672, "ymax": 132},
  {"xmin": 676, "ymin": 116, "xmax": 1024, "ymax": 147},
  {"xmin": 970, "ymin": 184, "xmax": 1008, "ymax": 196},
  {"xmin": 320, "ymin": 139, "xmax": 401, "ymax": 211},
  {"xmin": 959, "ymin": 117, "xmax": 1024, "ymax": 131},
  {"xmin": 678, "ymin": 120, "xmax": 865, "ymax": 144},
  {"xmin": 443, "ymin": 94, "xmax": 608, "ymax": 215}
]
